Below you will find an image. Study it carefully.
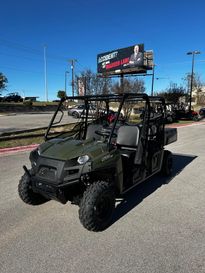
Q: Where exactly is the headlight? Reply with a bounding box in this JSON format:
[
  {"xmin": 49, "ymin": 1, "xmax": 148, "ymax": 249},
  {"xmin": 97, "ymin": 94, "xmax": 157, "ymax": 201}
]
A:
[{"xmin": 77, "ymin": 155, "xmax": 90, "ymax": 165}]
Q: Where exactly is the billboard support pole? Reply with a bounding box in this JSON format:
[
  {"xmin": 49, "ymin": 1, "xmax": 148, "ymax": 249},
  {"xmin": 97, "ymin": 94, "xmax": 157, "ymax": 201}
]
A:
[
  {"xmin": 84, "ymin": 77, "xmax": 87, "ymax": 96},
  {"xmin": 151, "ymin": 65, "xmax": 155, "ymax": 96},
  {"xmin": 120, "ymin": 74, "xmax": 124, "ymax": 93}
]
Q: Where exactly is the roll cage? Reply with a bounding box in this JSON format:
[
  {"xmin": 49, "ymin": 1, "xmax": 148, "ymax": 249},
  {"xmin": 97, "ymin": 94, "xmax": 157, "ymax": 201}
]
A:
[{"xmin": 45, "ymin": 93, "xmax": 166, "ymax": 153}]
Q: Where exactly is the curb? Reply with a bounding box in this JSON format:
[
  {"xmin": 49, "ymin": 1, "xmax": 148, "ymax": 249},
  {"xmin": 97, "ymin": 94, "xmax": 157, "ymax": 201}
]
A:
[
  {"xmin": 0, "ymin": 144, "xmax": 39, "ymax": 155},
  {"xmin": 167, "ymin": 121, "xmax": 205, "ymax": 128},
  {"xmin": 0, "ymin": 121, "xmax": 204, "ymax": 156},
  {"xmin": 0, "ymin": 113, "xmax": 17, "ymax": 117}
]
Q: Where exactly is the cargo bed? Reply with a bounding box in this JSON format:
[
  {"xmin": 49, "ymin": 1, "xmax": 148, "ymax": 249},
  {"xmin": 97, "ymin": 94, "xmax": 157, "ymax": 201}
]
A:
[{"xmin": 164, "ymin": 128, "xmax": 177, "ymax": 145}]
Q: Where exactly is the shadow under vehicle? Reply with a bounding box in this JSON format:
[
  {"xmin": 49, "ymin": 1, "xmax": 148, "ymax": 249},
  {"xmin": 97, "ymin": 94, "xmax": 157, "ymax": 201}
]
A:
[
  {"xmin": 18, "ymin": 93, "xmax": 177, "ymax": 232},
  {"xmin": 112, "ymin": 153, "xmax": 197, "ymax": 226}
]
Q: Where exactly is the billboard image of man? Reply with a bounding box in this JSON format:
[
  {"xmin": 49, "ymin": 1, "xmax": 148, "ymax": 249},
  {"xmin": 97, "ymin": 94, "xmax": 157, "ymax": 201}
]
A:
[{"xmin": 129, "ymin": 45, "xmax": 143, "ymax": 67}]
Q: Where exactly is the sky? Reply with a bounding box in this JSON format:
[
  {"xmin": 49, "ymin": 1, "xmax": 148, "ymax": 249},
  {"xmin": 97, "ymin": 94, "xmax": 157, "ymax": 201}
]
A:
[{"xmin": 1, "ymin": 0, "xmax": 205, "ymax": 101}]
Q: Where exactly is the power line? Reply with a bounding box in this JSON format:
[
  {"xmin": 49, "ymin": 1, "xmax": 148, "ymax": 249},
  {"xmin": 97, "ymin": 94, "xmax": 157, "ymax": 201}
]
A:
[
  {"xmin": 0, "ymin": 64, "xmax": 63, "ymax": 76},
  {"xmin": 0, "ymin": 65, "xmax": 43, "ymax": 74},
  {"xmin": 76, "ymin": 60, "xmax": 87, "ymax": 71},
  {"xmin": 0, "ymin": 51, "xmax": 72, "ymax": 65},
  {"xmin": 0, "ymin": 38, "xmax": 42, "ymax": 55},
  {"xmin": 155, "ymin": 59, "xmax": 205, "ymax": 67},
  {"xmin": 0, "ymin": 38, "xmax": 73, "ymax": 62},
  {"xmin": 0, "ymin": 52, "xmax": 43, "ymax": 62}
]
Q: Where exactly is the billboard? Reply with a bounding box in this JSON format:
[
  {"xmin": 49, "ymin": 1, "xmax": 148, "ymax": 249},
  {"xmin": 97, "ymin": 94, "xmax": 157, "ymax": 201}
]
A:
[{"xmin": 97, "ymin": 44, "xmax": 147, "ymax": 75}]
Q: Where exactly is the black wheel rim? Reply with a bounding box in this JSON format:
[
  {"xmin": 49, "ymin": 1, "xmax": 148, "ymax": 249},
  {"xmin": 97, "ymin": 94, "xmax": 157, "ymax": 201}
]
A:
[{"xmin": 94, "ymin": 193, "xmax": 113, "ymax": 221}]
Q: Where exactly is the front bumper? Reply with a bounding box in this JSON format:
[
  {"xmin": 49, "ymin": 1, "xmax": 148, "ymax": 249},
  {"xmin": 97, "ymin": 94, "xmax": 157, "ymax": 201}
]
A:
[
  {"xmin": 27, "ymin": 155, "xmax": 91, "ymax": 203},
  {"xmin": 31, "ymin": 176, "xmax": 80, "ymax": 204}
]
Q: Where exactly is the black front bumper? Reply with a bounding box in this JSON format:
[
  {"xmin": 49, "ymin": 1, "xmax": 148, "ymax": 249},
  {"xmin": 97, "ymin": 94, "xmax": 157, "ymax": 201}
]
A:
[
  {"xmin": 31, "ymin": 176, "xmax": 80, "ymax": 204},
  {"xmin": 27, "ymin": 155, "xmax": 84, "ymax": 203}
]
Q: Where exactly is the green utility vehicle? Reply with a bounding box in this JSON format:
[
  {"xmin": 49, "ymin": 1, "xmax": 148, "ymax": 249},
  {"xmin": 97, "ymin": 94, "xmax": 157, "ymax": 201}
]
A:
[{"xmin": 18, "ymin": 93, "xmax": 177, "ymax": 231}]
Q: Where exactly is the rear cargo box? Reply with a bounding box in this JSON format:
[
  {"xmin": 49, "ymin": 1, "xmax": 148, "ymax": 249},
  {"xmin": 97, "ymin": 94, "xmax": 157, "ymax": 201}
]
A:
[{"xmin": 164, "ymin": 128, "xmax": 177, "ymax": 145}]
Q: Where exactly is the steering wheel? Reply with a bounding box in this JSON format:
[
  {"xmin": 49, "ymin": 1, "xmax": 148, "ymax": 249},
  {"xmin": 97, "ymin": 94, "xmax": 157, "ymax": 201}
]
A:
[{"xmin": 95, "ymin": 128, "xmax": 117, "ymax": 138}]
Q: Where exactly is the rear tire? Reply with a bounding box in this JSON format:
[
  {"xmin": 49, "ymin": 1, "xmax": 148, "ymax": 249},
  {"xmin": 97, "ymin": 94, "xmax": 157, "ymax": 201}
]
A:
[
  {"xmin": 18, "ymin": 172, "xmax": 48, "ymax": 205},
  {"xmin": 79, "ymin": 181, "xmax": 115, "ymax": 232},
  {"xmin": 161, "ymin": 150, "xmax": 173, "ymax": 176}
]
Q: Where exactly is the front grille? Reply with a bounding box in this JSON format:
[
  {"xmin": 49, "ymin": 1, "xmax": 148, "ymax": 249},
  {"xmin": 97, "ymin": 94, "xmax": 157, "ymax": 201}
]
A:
[
  {"xmin": 68, "ymin": 169, "xmax": 79, "ymax": 175},
  {"xmin": 63, "ymin": 168, "xmax": 79, "ymax": 181},
  {"xmin": 38, "ymin": 166, "xmax": 57, "ymax": 180}
]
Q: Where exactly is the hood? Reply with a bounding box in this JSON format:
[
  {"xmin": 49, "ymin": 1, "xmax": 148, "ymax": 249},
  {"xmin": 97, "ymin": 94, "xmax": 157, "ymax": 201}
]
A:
[{"xmin": 38, "ymin": 137, "xmax": 106, "ymax": 161}]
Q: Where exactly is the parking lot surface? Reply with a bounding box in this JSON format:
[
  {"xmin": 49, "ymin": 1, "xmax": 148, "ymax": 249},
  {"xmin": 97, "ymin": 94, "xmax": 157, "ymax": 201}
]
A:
[
  {"xmin": 0, "ymin": 111, "xmax": 75, "ymax": 134},
  {"xmin": 0, "ymin": 123, "xmax": 205, "ymax": 273}
]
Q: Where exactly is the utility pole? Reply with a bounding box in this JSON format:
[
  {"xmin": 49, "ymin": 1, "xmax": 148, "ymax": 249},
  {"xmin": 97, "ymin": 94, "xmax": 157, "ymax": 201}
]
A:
[
  {"xmin": 187, "ymin": 51, "xmax": 200, "ymax": 111},
  {"xmin": 65, "ymin": 71, "xmax": 69, "ymax": 94},
  {"xmin": 68, "ymin": 59, "xmax": 77, "ymax": 97},
  {"xmin": 44, "ymin": 45, "xmax": 48, "ymax": 102}
]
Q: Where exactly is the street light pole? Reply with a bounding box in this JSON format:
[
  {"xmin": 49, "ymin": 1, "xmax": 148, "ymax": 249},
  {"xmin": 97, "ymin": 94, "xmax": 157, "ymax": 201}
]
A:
[
  {"xmin": 187, "ymin": 50, "xmax": 200, "ymax": 111},
  {"xmin": 65, "ymin": 71, "xmax": 69, "ymax": 94},
  {"xmin": 44, "ymin": 45, "xmax": 48, "ymax": 102}
]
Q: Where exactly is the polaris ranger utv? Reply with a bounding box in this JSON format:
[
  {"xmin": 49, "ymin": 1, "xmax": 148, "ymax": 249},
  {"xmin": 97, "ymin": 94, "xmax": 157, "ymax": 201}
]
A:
[{"xmin": 18, "ymin": 93, "xmax": 177, "ymax": 231}]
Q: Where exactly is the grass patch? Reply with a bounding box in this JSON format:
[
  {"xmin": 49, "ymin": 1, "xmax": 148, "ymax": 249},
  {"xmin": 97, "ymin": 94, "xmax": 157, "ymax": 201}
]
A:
[
  {"xmin": 0, "ymin": 123, "xmax": 77, "ymax": 149},
  {"xmin": 0, "ymin": 136, "xmax": 44, "ymax": 149}
]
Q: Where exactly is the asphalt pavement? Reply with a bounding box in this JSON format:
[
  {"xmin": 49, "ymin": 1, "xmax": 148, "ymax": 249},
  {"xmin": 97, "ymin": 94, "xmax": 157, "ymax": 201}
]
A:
[
  {"xmin": 0, "ymin": 111, "xmax": 75, "ymax": 134},
  {"xmin": 0, "ymin": 123, "xmax": 205, "ymax": 273}
]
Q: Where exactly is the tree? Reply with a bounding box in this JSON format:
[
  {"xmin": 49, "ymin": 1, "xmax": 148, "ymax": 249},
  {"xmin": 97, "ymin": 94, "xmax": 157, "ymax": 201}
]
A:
[
  {"xmin": 111, "ymin": 77, "xmax": 145, "ymax": 119},
  {"xmin": 0, "ymin": 73, "xmax": 8, "ymax": 95},
  {"xmin": 183, "ymin": 73, "xmax": 204, "ymax": 105},
  {"xmin": 57, "ymin": 90, "xmax": 66, "ymax": 99},
  {"xmin": 158, "ymin": 82, "xmax": 187, "ymax": 104},
  {"xmin": 111, "ymin": 78, "xmax": 145, "ymax": 94},
  {"xmin": 183, "ymin": 72, "xmax": 203, "ymax": 91},
  {"xmin": 76, "ymin": 69, "xmax": 112, "ymax": 96}
]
